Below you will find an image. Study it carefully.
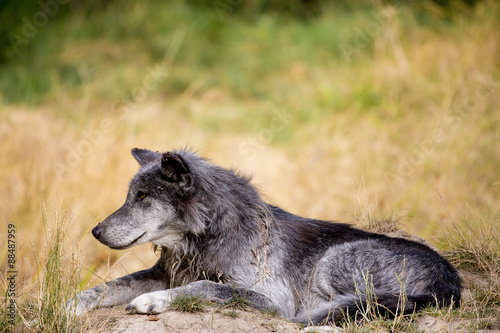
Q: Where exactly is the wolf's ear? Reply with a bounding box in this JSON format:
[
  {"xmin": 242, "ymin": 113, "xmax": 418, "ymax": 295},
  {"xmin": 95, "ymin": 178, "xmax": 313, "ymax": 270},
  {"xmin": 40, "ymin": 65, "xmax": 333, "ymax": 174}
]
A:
[
  {"xmin": 161, "ymin": 152, "xmax": 194, "ymax": 191},
  {"xmin": 131, "ymin": 148, "xmax": 161, "ymax": 166}
]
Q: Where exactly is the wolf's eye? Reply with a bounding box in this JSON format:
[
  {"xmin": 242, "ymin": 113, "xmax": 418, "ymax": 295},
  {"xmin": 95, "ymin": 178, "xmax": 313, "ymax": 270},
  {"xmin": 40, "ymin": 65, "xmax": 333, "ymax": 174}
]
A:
[{"xmin": 137, "ymin": 191, "xmax": 147, "ymax": 200}]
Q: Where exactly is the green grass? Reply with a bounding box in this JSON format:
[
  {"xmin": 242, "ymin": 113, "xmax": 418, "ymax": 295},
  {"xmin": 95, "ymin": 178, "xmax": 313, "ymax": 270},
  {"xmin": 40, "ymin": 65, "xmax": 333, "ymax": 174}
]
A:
[
  {"xmin": 33, "ymin": 205, "xmax": 81, "ymax": 332},
  {"xmin": 442, "ymin": 207, "xmax": 500, "ymax": 308},
  {"xmin": 222, "ymin": 308, "xmax": 240, "ymax": 319},
  {"xmin": 169, "ymin": 294, "xmax": 208, "ymax": 313},
  {"xmin": 221, "ymin": 292, "xmax": 250, "ymax": 311},
  {"xmin": 1, "ymin": 202, "xmax": 83, "ymax": 332}
]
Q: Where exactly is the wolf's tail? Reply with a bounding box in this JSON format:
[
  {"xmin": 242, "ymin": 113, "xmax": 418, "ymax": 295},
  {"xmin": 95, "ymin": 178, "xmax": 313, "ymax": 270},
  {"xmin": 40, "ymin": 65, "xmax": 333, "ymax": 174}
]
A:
[{"xmin": 293, "ymin": 293, "xmax": 458, "ymax": 326}]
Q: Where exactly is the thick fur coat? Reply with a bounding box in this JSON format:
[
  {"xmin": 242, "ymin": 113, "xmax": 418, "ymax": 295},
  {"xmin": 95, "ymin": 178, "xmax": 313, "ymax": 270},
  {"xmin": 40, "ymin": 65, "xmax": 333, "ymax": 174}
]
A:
[{"xmin": 68, "ymin": 148, "xmax": 462, "ymax": 325}]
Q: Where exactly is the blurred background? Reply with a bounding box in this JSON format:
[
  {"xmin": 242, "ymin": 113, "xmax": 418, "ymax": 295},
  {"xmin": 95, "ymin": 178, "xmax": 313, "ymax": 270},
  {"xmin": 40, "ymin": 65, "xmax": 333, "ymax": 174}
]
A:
[{"xmin": 1, "ymin": 0, "xmax": 499, "ymax": 293}]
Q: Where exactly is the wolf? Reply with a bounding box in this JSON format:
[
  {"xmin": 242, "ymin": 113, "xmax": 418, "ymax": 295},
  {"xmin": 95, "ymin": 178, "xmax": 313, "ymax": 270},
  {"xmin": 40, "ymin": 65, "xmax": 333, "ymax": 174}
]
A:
[{"xmin": 68, "ymin": 148, "xmax": 461, "ymax": 325}]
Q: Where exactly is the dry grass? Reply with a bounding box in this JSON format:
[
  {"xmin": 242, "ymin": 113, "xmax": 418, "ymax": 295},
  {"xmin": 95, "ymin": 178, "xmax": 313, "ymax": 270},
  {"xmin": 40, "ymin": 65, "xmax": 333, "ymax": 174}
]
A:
[
  {"xmin": 0, "ymin": 202, "xmax": 83, "ymax": 332},
  {"xmin": 443, "ymin": 205, "xmax": 500, "ymax": 308}
]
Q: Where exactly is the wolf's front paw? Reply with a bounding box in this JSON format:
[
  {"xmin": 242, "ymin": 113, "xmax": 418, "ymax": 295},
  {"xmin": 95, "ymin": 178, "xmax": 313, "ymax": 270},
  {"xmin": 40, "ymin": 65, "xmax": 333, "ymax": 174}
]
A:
[{"xmin": 126, "ymin": 290, "xmax": 173, "ymax": 314}]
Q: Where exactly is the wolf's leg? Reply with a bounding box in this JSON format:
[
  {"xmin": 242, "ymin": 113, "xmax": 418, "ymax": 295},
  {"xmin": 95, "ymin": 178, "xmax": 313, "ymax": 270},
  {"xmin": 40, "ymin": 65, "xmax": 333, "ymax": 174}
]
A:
[
  {"xmin": 67, "ymin": 262, "xmax": 167, "ymax": 316},
  {"xmin": 127, "ymin": 280, "xmax": 280, "ymax": 315},
  {"xmin": 293, "ymin": 293, "xmax": 439, "ymax": 326}
]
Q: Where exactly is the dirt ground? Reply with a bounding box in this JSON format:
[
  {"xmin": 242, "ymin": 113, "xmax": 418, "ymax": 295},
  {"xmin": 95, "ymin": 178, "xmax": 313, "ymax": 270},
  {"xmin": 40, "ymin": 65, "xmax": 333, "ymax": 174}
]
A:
[
  {"xmin": 78, "ymin": 305, "xmax": 303, "ymax": 333},
  {"xmin": 76, "ymin": 299, "xmax": 500, "ymax": 333}
]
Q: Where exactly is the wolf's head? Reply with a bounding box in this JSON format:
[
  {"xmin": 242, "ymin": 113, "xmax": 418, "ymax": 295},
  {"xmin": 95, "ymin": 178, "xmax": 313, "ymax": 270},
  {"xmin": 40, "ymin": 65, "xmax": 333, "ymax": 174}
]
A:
[{"xmin": 92, "ymin": 148, "xmax": 204, "ymax": 250}]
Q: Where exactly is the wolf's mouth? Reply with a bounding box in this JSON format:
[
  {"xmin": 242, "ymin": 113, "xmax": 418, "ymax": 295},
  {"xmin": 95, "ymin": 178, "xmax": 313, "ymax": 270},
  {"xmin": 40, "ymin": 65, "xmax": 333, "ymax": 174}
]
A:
[{"xmin": 109, "ymin": 231, "xmax": 147, "ymax": 250}]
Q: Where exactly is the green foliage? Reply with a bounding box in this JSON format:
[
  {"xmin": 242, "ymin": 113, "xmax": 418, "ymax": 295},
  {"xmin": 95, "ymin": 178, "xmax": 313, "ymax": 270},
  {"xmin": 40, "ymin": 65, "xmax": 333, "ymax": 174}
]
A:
[
  {"xmin": 222, "ymin": 308, "xmax": 239, "ymax": 318},
  {"xmin": 0, "ymin": 203, "xmax": 82, "ymax": 333},
  {"xmin": 260, "ymin": 307, "xmax": 280, "ymax": 318},
  {"xmin": 28, "ymin": 204, "xmax": 81, "ymax": 332},
  {"xmin": 443, "ymin": 209, "xmax": 500, "ymax": 307},
  {"xmin": 0, "ymin": 0, "xmax": 490, "ymax": 105},
  {"xmin": 0, "ymin": 308, "xmax": 12, "ymax": 333},
  {"xmin": 222, "ymin": 292, "xmax": 250, "ymax": 311}
]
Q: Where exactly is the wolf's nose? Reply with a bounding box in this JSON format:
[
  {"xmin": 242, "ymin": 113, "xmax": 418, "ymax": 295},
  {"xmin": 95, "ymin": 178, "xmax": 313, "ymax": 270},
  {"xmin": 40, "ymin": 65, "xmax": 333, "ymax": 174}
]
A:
[{"xmin": 92, "ymin": 225, "xmax": 102, "ymax": 239}]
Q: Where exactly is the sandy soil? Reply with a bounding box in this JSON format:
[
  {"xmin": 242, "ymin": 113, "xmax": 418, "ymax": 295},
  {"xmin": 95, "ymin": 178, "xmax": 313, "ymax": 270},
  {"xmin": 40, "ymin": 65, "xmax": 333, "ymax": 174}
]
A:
[
  {"xmin": 77, "ymin": 302, "xmax": 500, "ymax": 333},
  {"xmin": 74, "ymin": 286, "xmax": 500, "ymax": 333},
  {"xmin": 78, "ymin": 305, "xmax": 302, "ymax": 333}
]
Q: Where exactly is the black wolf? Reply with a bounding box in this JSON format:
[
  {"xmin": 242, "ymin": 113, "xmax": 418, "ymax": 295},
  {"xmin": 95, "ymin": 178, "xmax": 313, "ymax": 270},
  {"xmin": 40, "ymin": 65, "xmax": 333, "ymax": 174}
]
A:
[{"xmin": 68, "ymin": 148, "xmax": 461, "ymax": 325}]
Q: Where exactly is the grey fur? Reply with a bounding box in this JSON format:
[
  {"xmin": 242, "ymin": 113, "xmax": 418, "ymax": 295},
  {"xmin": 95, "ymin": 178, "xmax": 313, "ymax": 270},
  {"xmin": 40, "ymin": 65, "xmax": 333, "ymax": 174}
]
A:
[{"xmin": 67, "ymin": 148, "xmax": 462, "ymax": 325}]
